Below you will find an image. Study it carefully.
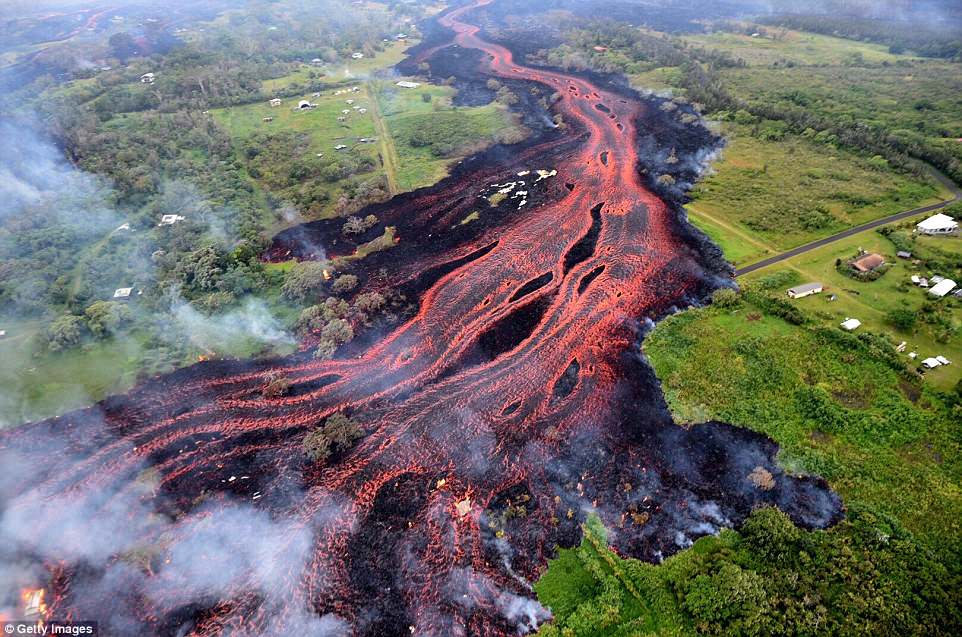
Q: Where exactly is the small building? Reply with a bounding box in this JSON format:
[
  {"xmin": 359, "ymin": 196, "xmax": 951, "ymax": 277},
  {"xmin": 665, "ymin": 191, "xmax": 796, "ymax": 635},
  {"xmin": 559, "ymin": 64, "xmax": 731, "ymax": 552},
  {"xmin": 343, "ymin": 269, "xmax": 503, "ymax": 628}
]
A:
[
  {"xmin": 358, "ymin": 108, "xmax": 367, "ymax": 114},
  {"xmin": 851, "ymin": 253, "xmax": 885, "ymax": 273},
  {"xmin": 335, "ymin": 144, "xmax": 347, "ymax": 150},
  {"xmin": 351, "ymin": 52, "xmax": 364, "ymax": 59},
  {"xmin": 0, "ymin": 329, "xmax": 7, "ymax": 338},
  {"xmin": 921, "ymin": 357, "xmax": 942, "ymax": 369},
  {"xmin": 262, "ymin": 116, "xmax": 274, "ymax": 122},
  {"xmin": 396, "ymin": 80, "xmax": 421, "ymax": 89},
  {"xmin": 269, "ymin": 98, "xmax": 282, "ymax": 107},
  {"xmin": 840, "ymin": 318, "xmax": 861, "ymax": 331},
  {"xmin": 896, "ymin": 250, "xmax": 912, "ymax": 259},
  {"xmin": 140, "ymin": 72, "xmax": 155, "ymax": 84},
  {"xmin": 928, "ymin": 278, "xmax": 957, "ymax": 298},
  {"xmin": 937, "ymin": 355, "xmax": 952, "ymax": 365},
  {"xmin": 346, "ymin": 99, "xmax": 355, "ymax": 104},
  {"xmin": 158, "ymin": 214, "xmax": 185, "ymax": 226},
  {"xmin": 931, "ymin": 275, "xmax": 945, "ymax": 284},
  {"xmin": 916, "ymin": 213, "xmax": 958, "ymax": 236},
  {"xmin": 786, "ymin": 282, "xmax": 823, "ymax": 299},
  {"xmin": 341, "ymin": 109, "xmax": 351, "ymax": 114},
  {"xmin": 911, "ymin": 275, "xmax": 920, "ymax": 284},
  {"xmin": 113, "ymin": 287, "xmax": 133, "ymax": 299},
  {"xmin": 298, "ymin": 100, "xmax": 316, "ymax": 109},
  {"xmin": 310, "ymin": 58, "xmax": 323, "ymax": 66},
  {"xmin": 593, "ymin": 45, "xmax": 609, "ymax": 52},
  {"xmin": 396, "ymin": 33, "xmax": 408, "ymax": 40}
]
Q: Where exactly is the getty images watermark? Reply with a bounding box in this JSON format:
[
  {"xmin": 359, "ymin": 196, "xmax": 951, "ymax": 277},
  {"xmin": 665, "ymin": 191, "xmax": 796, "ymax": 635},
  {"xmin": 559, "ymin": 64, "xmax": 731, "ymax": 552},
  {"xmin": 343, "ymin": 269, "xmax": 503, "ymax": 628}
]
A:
[{"xmin": 1, "ymin": 623, "xmax": 97, "ymax": 636}]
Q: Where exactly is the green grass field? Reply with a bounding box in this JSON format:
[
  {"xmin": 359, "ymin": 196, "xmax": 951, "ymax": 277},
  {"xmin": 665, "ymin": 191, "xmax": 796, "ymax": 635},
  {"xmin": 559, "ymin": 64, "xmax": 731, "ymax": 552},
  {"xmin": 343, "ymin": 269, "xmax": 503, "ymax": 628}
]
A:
[
  {"xmin": 683, "ymin": 25, "xmax": 914, "ymax": 67},
  {"xmin": 740, "ymin": 219, "xmax": 962, "ymax": 390},
  {"xmin": 685, "ymin": 123, "xmax": 948, "ymax": 264},
  {"xmin": 644, "ymin": 298, "xmax": 961, "ymax": 554}
]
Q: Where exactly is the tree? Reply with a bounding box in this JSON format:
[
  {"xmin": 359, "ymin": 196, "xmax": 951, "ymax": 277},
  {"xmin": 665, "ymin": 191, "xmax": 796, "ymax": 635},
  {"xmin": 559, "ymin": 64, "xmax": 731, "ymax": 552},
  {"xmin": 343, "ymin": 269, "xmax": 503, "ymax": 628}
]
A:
[
  {"xmin": 263, "ymin": 375, "xmax": 292, "ymax": 398},
  {"xmin": 331, "ymin": 274, "xmax": 358, "ymax": 294},
  {"xmin": 282, "ymin": 261, "xmax": 329, "ymax": 302},
  {"xmin": 710, "ymin": 287, "xmax": 740, "ymax": 308},
  {"xmin": 323, "ymin": 412, "xmax": 363, "ymax": 447},
  {"xmin": 84, "ymin": 300, "xmax": 132, "ymax": 338},
  {"xmin": 45, "ymin": 314, "xmax": 85, "ymax": 351},
  {"xmin": 886, "ymin": 307, "xmax": 917, "ymax": 331},
  {"xmin": 303, "ymin": 428, "xmax": 332, "ymax": 462}
]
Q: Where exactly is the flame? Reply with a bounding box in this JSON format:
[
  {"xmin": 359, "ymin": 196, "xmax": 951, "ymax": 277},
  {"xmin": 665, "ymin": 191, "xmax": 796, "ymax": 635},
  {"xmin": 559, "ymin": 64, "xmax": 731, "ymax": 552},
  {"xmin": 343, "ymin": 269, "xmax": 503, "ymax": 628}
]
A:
[
  {"xmin": 21, "ymin": 588, "xmax": 47, "ymax": 619},
  {"xmin": 322, "ymin": 269, "xmax": 332, "ymax": 281}
]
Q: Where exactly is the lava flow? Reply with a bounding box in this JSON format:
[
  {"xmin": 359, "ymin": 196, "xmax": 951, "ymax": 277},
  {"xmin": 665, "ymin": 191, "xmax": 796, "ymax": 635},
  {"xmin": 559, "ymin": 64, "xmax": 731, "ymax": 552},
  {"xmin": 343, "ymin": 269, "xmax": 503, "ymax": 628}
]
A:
[{"xmin": 0, "ymin": 1, "xmax": 842, "ymax": 636}]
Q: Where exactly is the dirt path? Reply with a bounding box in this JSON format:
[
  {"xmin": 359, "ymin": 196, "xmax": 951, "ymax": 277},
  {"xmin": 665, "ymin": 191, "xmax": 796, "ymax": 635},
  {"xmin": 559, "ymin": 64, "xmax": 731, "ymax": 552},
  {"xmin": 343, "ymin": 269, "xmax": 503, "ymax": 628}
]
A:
[{"xmin": 364, "ymin": 82, "xmax": 401, "ymax": 196}]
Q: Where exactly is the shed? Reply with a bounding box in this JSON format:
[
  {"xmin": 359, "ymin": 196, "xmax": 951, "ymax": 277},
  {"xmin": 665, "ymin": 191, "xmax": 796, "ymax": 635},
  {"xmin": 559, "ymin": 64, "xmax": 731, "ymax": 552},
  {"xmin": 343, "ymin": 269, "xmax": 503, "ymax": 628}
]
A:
[
  {"xmin": 269, "ymin": 98, "xmax": 282, "ymax": 107},
  {"xmin": 786, "ymin": 282, "xmax": 823, "ymax": 299},
  {"xmin": 928, "ymin": 279, "xmax": 957, "ymax": 298},
  {"xmin": 396, "ymin": 80, "xmax": 421, "ymax": 89},
  {"xmin": 351, "ymin": 52, "xmax": 364, "ymax": 59},
  {"xmin": 113, "ymin": 287, "xmax": 133, "ymax": 299},
  {"xmin": 140, "ymin": 72, "xmax": 155, "ymax": 84},
  {"xmin": 262, "ymin": 117, "xmax": 274, "ymax": 122},
  {"xmin": 916, "ymin": 213, "xmax": 957, "ymax": 235},
  {"xmin": 0, "ymin": 329, "xmax": 6, "ymax": 338},
  {"xmin": 159, "ymin": 214, "xmax": 185, "ymax": 226},
  {"xmin": 896, "ymin": 250, "xmax": 912, "ymax": 259},
  {"xmin": 851, "ymin": 253, "xmax": 885, "ymax": 273},
  {"xmin": 936, "ymin": 355, "xmax": 951, "ymax": 365},
  {"xmin": 921, "ymin": 357, "xmax": 942, "ymax": 369},
  {"xmin": 840, "ymin": 318, "xmax": 861, "ymax": 331},
  {"xmin": 298, "ymin": 100, "xmax": 315, "ymax": 109}
]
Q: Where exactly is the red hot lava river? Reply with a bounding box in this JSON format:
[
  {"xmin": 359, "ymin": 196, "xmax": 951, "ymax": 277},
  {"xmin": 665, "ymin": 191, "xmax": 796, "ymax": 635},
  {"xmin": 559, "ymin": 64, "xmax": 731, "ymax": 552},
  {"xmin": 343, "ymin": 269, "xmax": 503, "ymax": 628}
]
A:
[{"xmin": 0, "ymin": 1, "xmax": 841, "ymax": 635}]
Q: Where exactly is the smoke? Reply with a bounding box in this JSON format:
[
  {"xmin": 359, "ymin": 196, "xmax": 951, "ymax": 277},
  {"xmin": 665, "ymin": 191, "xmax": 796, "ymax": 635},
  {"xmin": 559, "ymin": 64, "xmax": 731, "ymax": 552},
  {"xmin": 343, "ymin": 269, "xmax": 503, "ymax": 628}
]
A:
[
  {"xmin": 168, "ymin": 294, "xmax": 295, "ymax": 353},
  {"xmin": 445, "ymin": 567, "xmax": 551, "ymax": 635}
]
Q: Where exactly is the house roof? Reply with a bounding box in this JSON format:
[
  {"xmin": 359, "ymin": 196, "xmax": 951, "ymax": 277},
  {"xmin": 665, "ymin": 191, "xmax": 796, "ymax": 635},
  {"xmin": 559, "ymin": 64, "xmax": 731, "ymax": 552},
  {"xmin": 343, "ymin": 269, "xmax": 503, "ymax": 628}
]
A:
[
  {"xmin": 851, "ymin": 253, "xmax": 885, "ymax": 272},
  {"xmin": 840, "ymin": 318, "xmax": 861, "ymax": 330},
  {"xmin": 929, "ymin": 279, "xmax": 957, "ymax": 297},
  {"xmin": 917, "ymin": 213, "xmax": 957, "ymax": 231},
  {"xmin": 787, "ymin": 282, "xmax": 822, "ymax": 295}
]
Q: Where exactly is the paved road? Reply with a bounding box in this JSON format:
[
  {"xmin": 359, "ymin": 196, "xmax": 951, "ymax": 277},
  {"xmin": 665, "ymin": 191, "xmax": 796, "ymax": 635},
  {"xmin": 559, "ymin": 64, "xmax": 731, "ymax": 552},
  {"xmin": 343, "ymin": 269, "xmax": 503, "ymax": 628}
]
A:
[{"xmin": 735, "ymin": 167, "xmax": 962, "ymax": 277}]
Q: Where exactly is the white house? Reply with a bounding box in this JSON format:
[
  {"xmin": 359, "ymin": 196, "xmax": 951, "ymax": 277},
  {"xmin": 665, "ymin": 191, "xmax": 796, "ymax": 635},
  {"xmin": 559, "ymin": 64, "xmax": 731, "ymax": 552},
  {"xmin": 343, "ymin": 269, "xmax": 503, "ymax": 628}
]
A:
[
  {"xmin": 269, "ymin": 98, "xmax": 282, "ymax": 107},
  {"xmin": 113, "ymin": 287, "xmax": 133, "ymax": 299},
  {"xmin": 786, "ymin": 282, "xmax": 823, "ymax": 299},
  {"xmin": 351, "ymin": 52, "xmax": 364, "ymax": 59},
  {"xmin": 840, "ymin": 318, "xmax": 861, "ymax": 331},
  {"xmin": 929, "ymin": 279, "xmax": 957, "ymax": 298},
  {"xmin": 159, "ymin": 214, "xmax": 185, "ymax": 226},
  {"xmin": 921, "ymin": 357, "xmax": 942, "ymax": 369},
  {"xmin": 140, "ymin": 72, "xmax": 155, "ymax": 84},
  {"xmin": 396, "ymin": 80, "xmax": 421, "ymax": 89},
  {"xmin": 916, "ymin": 213, "xmax": 957, "ymax": 235}
]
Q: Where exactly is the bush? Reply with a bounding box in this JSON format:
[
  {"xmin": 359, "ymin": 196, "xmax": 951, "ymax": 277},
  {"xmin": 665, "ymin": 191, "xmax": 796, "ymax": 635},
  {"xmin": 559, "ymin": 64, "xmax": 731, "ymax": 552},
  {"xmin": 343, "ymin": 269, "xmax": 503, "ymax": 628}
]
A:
[
  {"xmin": 282, "ymin": 261, "xmax": 328, "ymax": 302},
  {"xmin": 302, "ymin": 412, "xmax": 363, "ymax": 463},
  {"xmin": 710, "ymin": 287, "xmax": 740, "ymax": 308}
]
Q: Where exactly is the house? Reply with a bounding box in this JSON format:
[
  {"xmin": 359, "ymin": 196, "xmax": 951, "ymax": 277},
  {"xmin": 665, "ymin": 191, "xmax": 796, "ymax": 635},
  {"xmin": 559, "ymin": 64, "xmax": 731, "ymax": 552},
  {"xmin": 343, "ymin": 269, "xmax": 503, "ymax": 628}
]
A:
[
  {"xmin": 358, "ymin": 108, "xmax": 367, "ymax": 114},
  {"xmin": 896, "ymin": 250, "xmax": 912, "ymax": 259},
  {"xmin": 335, "ymin": 144, "xmax": 347, "ymax": 150},
  {"xmin": 113, "ymin": 287, "xmax": 133, "ymax": 299},
  {"xmin": 396, "ymin": 80, "xmax": 421, "ymax": 89},
  {"xmin": 311, "ymin": 58, "xmax": 323, "ymax": 66},
  {"xmin": 916, "ymin": 213, "xmax": 957, "ymax": 236},
  {"xmin": 351, "ymin": 52, "xmax": 364, "ymax": 59},
  {"xmin": 341, "ymin": 109, "xmax": 351, "ymax": 114},
  {"xmin": 395, "ymin": 33, "xmax": 408, "ymax": 40},
  {"xmin": 0, "ymin": 329, "xmax": 6, "ymax": 338},
  {"xmin": 921, "ymin": 357, "xmax": 942, "ymax": 369},
  {"xmin": 786, "ymin": 282, "xmax": 823, "ymax": 299},
  {"xmin": 840, "ymin": 318, "xmax": 861, "ymax": 331},
  {"xmin": 911, "ymin": 275, "xmax": 920, "ymax": 284},
  {"xmin": 931, "ymin": 275, "xmax": 945, "ymax": 284},
  {"xmin": 346, "ymin": 99, "xmax": 355, "ymax": 104},
  {"xmin": 851, "ymin": 253, "xmax": 885, "ymax": 273},
  {"xmin": 269, "ymin": 98, "xmax": 282, "ymax": 107},
  {"xmin": 262, "ymin": 117, "xmax": 274, "ymax": 122},
  {"xmin": 140, "ymin": 72, "xmax": 155, "ymax": 84},
  {"xmin": 298, "ymin": 100, "xmax": 316, "ymax": 109},
  {"xmin": 158, "ymin": 214, "xmax": 185, "ymax": 226},
  {"xmin": 937, "ymin": 355, "xmax": 952, "ymax": 365},
  {"xmin": 928, "ymin": 278, "xmax": 957, "ymax": 298}
]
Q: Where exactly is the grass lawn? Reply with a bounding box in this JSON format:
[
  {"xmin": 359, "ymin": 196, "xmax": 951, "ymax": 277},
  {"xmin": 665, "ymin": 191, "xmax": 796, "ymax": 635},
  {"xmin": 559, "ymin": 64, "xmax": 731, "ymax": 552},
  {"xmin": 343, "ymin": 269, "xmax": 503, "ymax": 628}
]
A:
[
  {"xmin": 262, "ymin": 40, "xmax": 417, "ymax": 92},
  {"xmin": 644, "ymin": 299, "xmax": 962, "ymax": 556},
  {"xmin": 685, "ymin": 123, "xmax": 949, "ymax": 263},
  {"xmin": 683, "ymin": 26, "xmax": 915, "ymax": 67},
  {"xmin": 0, "ymin": 326, "xmax": 146, "ymax": 427},
  {"xmin": 740, "ymin": 219, "xmax": 962, "ymax": 390}
]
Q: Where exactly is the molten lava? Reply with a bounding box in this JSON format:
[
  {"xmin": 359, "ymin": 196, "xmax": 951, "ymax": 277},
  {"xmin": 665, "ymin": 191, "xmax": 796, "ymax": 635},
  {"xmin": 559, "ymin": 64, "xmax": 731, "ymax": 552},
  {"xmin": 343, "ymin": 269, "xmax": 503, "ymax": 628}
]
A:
[{"xmin": 0, "ymin": 1, "xmax": 841, "ymax": 636}]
